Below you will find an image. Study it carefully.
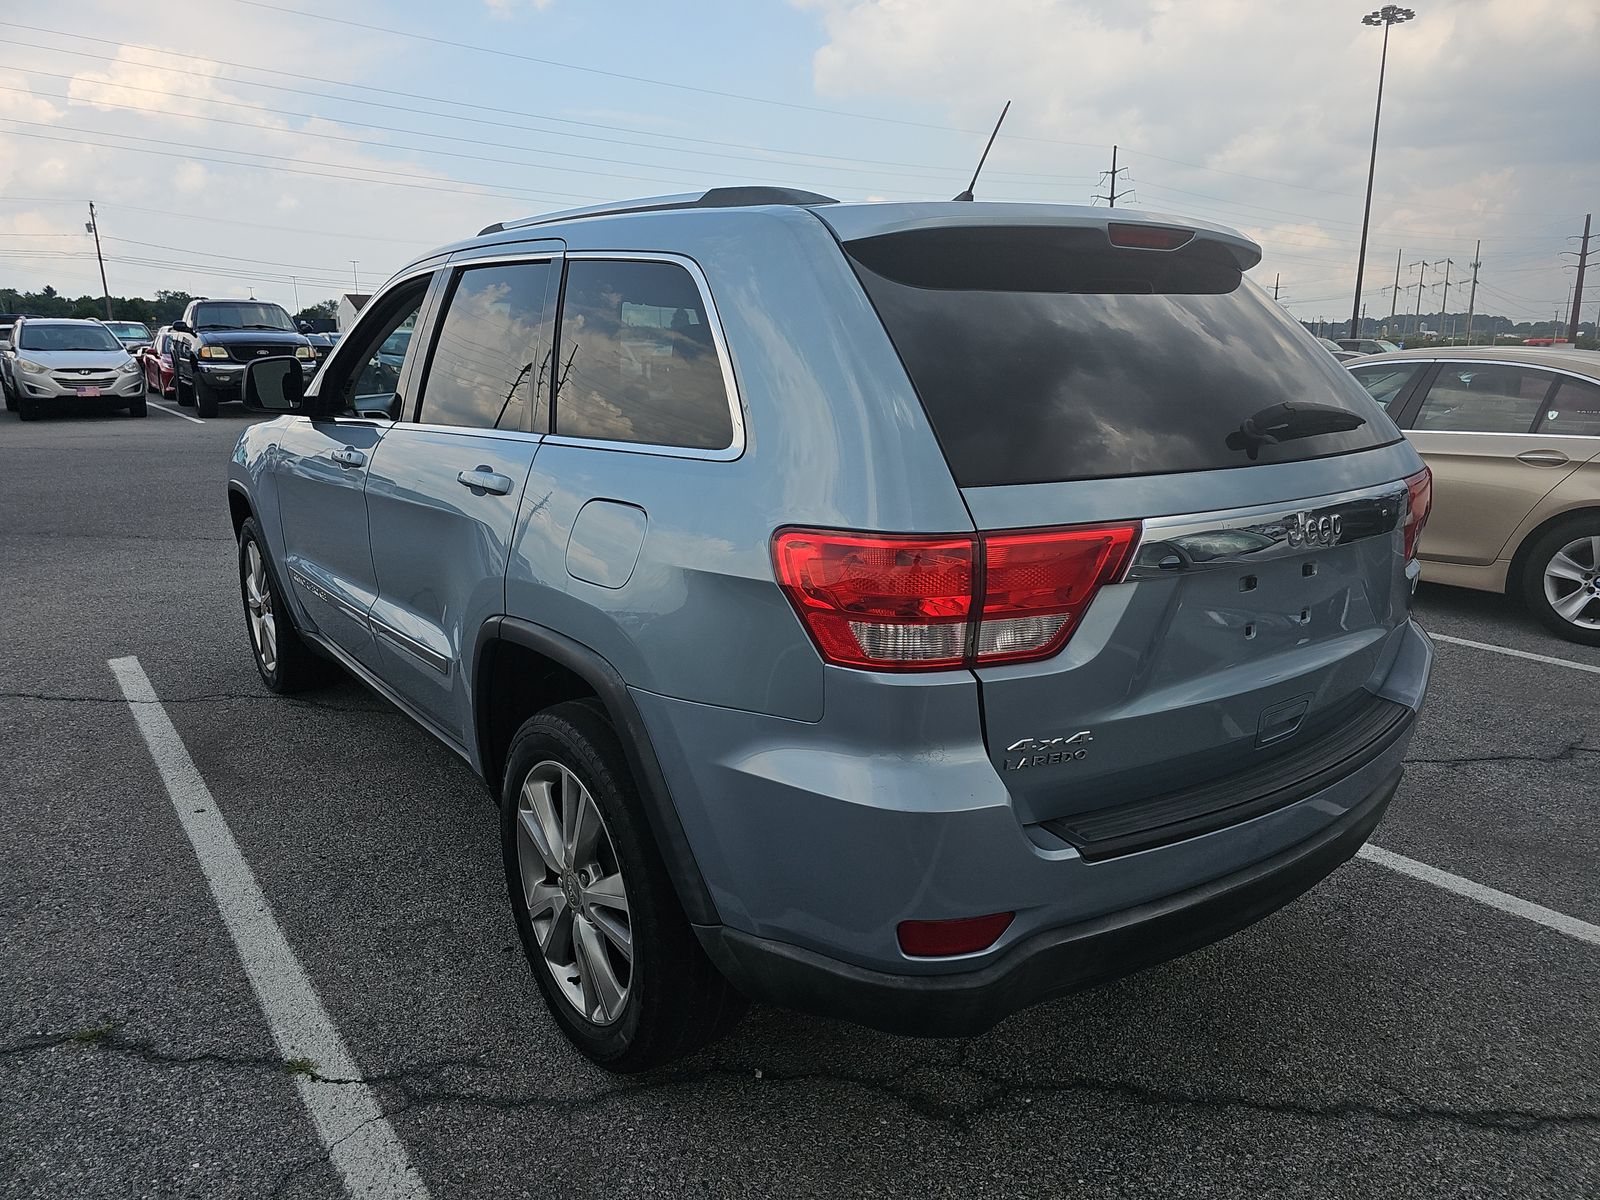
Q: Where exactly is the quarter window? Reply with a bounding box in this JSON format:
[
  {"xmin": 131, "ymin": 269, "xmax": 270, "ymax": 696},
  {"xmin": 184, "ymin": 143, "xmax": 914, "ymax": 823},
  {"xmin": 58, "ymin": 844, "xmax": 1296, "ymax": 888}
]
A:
[
  {"xmin": 1413, "ymin": 364, "xmax": 1551, "ymax": 434},
  {"xmin": 1347, "ymin": 362, "xmax": 1424, "ymax": 410},
  {"xmin": 1534, "ymin": 376, "xmax": 1600, "ymax": 437},
  {"xmin": 554, "ymin": 259, "xmax": 733, "ymax": 451},
  {"xmin": 419, "ymin": 261, "xmax": 555, "ymax": 431}
]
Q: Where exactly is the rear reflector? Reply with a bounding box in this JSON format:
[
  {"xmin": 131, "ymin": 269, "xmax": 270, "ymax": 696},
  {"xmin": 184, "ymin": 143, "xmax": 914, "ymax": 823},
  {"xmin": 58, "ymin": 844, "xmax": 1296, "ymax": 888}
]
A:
[
  {"xmin": 897, "ymin": 912, "xmax": 1014, "ymax": 958},
  {"xmin": 1107, "ymin": 222, "xmax": 1195, "ymax": 251},
  {"xmin": 1402, "ymin": 467, "xmax": 1432, "ymax": 560},
  {"xmin": 772, "ymin": 522, "xmax": 1140, "ymax": 671}
]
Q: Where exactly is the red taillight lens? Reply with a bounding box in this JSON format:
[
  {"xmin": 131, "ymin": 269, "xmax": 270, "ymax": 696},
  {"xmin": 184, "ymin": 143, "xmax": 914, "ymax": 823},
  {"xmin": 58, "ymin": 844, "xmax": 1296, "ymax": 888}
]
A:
[
  {"xmin": 977, "ymin": 525, "xmax": 1140, "ymax": 664},
  {"xmin": 1107, "ymin": 222, "xmax": 1194, "ymax": 250},
  {"xmin": 1403, "ymin": 467, "xmax": 1432, "ymax": 560},
  {"xmin": 897, "ymin": 912, "xmax": 1014, "ymax": 957},
  {"xmin": 771, "ymin": 531, "xmax": 974, "ymax": 669},
  {"xmin": 772, "ymin": 523, "xmax": 1140, "ymax": 672}
]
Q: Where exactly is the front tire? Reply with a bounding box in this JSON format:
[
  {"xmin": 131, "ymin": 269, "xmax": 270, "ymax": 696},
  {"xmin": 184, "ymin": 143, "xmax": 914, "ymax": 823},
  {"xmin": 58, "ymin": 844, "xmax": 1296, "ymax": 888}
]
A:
[
  {"xmin": 193, "ymin": 374, "xmax": 220, "ymax": 417},
  {"xmin": 501, "ymin": 701, "xmax": 745, "ymax": 1072},
  {"xmin": 1521, "ymin": 517, "xmax": 1600, "ymax": 646},
  {"xmin": 175, "ymin": 364, "xmax": 196, "ymax": 407},
  {"xmin": 238, "ymin": 517, "xmax": 334, "ymax": 692},
  {"xmin": 127, "ymin": 394, "xmax": 147, "ymax": 417}
]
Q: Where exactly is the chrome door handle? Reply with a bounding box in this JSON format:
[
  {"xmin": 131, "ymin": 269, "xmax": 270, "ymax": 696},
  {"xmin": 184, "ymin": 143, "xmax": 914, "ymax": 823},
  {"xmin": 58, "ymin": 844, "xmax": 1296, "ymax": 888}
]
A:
[
  {"xmin": 457, "ymin": 467, "xmax": 514, "ymax": 495},
  {"xmin": 331, "ymin": 446, "xmax": 367, "ymax": 469},
  {"xmin": 1516, "ymin": 449, "xmax": 1569, "ymax": 467}
]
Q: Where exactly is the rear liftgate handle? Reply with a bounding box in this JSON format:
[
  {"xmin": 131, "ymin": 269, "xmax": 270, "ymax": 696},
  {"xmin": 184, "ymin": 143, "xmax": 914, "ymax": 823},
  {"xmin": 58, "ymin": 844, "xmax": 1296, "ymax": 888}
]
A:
[{"xmin": 457, "ymin": 466, "xmax": 514, "ymax": 496}]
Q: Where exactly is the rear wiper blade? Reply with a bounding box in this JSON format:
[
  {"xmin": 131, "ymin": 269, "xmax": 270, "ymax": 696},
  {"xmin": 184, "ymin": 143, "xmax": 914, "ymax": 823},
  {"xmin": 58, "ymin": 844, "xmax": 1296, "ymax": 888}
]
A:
[{"xmin": 1227, "ymin": 402, "xmax": 1366, "ymax": 461}]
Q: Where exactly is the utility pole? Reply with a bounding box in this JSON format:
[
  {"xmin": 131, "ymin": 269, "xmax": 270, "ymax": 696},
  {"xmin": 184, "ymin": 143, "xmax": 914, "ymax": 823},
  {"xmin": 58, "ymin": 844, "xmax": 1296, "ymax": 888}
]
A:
[
  {"xmin": 349, "ymin": 260, "xmax": 360, "ymax": 291},
  {"xmin": 1092, "ymin": 145, "xmax": 1130, "ymax": 207},
  {"xmin": 1388, "ymin": 247, "xmax": 1402, "ymax": 325},
  {"xmin": 86, "ymin": 201, "xmax": 111, "ymax": 320},
  {"xmin": 1568, "ymin": 212, "xmax": 1591, "ymax": 343},
  {"xmin": 1350, "ymin": 6, "xmax": 1417, "ymax": 343},
  {"xmin": 1434, "ymin": 258, "xmax": 1453, "ymax": 339},
  {"xmin": 291, "ymin": 275, "xmax": 301, "ymax": 314},
  {"xmin": 1463, "ymin": 241, "xmax": 1481, "ymax": 346},
  {"xmin": 1408, "ymin": 258, "xmax": 1430, "ymax": 336}
]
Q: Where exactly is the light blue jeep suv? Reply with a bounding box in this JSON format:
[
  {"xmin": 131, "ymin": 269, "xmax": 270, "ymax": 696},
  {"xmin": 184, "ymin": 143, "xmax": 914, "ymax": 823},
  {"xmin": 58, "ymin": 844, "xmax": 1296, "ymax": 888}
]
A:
[{"xmin": 228, "ymin": 188, "xmax": 1434, "ymax": 1071}]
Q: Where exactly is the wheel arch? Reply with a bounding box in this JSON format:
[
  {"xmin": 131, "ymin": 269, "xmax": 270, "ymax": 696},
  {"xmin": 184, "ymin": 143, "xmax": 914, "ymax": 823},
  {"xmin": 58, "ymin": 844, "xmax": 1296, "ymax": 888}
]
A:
[
  {"xmin": 227, "ymin": 482, "xmax": 254, "ymax": 539},
  {"xmin": 1505, "ymin": 503, "xmax": 1600, "ymax": 595},
  {"xmin": 472, "ymin": 616, "xmax": 719, "ymax": 925}
]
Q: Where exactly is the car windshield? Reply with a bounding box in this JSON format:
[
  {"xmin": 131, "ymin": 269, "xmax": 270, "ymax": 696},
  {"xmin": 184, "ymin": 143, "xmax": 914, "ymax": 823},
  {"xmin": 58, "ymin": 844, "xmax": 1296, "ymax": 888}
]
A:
[
  {"xmin": 192, "ymin": 302, "xmax": 295, "ymax": 332},
  {"xmin": 19, "ymin": 323, "xmax": 123, "ymax": 352},
  {"xmin": 106, "ymin": 322, "xmax": 151, "ymax": 339}
]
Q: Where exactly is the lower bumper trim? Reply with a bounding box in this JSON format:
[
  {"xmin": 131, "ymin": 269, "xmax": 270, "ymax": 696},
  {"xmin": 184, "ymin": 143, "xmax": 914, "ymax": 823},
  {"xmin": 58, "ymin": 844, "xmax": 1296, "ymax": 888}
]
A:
[{"xmin": 695, "ymin": 766, "xmax": 1401, "ymax": 1037}]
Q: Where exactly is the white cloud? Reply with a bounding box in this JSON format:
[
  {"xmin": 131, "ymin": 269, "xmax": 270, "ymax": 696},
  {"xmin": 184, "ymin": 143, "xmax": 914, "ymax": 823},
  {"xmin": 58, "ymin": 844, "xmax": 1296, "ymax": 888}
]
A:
[{"xmin": 798, "ymin": 0, "xmax": 1600, "ymax": 323}]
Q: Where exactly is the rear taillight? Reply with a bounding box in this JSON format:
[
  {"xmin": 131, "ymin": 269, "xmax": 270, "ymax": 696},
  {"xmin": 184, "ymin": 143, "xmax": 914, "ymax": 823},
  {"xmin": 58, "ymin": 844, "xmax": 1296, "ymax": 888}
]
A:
[
  {"xmin": 1403, "ymin": 467, "xmax": 1432, "ymax": 560},
  {"xmin": 898, "ymin": 912, "xmax": 1014, "ymax": 957},
  {"xmin": 772, "ymin": 523, "xmax": 1140, "ymax": 672}
]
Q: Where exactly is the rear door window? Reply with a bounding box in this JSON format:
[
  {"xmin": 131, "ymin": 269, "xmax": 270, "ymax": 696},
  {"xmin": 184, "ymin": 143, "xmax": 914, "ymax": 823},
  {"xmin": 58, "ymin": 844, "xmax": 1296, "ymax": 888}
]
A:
[
  {"xmin": 1413, "ymin": 363, "xmax": 1551, "ymax": 433},
  {"xmin": 553, "ymin": 258, "xmax": 733, "ymax": 451},
  {"xmin": 1534, "ymin": 375, "xmax": 1600, "ymax": 437},
  {"xmin": 844, "ymin": 226, "xmax": 1395, "ymax": 486},
  {"xmin": 1348, "ymin": 362, "xmax": 1425, "ymax": 411},
  {"xmin": 419, "ymin": 260, "xmax": 556, "ymax": 431}
]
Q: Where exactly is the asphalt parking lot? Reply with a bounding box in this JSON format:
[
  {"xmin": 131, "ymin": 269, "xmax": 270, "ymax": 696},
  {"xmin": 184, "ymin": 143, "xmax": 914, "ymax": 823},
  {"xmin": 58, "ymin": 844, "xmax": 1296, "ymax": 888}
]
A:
[{"xmin": 2, "ymin": 401, "xmax": 1596, "ymax": 1200}]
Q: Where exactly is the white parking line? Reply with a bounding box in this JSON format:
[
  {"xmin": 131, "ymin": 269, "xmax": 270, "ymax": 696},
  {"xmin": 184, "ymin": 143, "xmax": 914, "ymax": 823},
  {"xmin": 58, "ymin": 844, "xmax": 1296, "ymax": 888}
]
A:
[
  {"xmin": 1430, "ymin": 632, "xmax": 1600, "ymax": 676},
  {"xmin": 148, "ymin": 400, "xmax": 205, "ymax": 425},
  {"xmin": 108, "ymin": 656, "xmax": 429, "ymax": 1200},
  {"xmin": 1359, "ymin": 844, "xmax": 1600, "ymax": 948}
]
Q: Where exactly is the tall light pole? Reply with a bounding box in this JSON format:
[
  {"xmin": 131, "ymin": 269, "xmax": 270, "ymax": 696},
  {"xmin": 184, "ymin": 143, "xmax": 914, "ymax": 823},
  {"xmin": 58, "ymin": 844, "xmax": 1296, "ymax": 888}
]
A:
[{"xmin": 1350, "ymin": 6, "xmax": 1416, "ymax": 341}]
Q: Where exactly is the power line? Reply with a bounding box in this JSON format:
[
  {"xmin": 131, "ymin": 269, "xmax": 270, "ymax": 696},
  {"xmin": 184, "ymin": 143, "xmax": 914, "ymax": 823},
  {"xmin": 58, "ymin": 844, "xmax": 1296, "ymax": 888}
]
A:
[{"xmin": 0, "ymin": 41, "xmax": 1091, "ymax": 186}]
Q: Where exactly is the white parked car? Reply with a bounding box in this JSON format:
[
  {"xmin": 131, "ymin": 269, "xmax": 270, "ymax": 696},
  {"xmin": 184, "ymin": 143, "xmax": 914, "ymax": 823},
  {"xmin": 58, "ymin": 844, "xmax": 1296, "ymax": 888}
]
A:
[{"xmin": 2, "ymin": 317, "xmax": 147, "ymax": 420}]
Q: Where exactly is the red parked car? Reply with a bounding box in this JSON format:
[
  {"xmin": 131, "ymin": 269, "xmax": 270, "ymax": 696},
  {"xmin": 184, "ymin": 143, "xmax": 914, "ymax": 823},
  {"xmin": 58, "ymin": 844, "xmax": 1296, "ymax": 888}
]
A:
[{"xmin": 140, "ymin": 326, "xmax": 177, "ymax": 398}]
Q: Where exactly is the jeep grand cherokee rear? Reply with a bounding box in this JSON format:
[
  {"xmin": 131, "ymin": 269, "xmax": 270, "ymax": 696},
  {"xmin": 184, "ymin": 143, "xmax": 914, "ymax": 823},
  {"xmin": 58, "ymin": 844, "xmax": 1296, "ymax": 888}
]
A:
[{"xmin": 228, "ymin": 194, "xmax": 1431, "ymax": 1070}]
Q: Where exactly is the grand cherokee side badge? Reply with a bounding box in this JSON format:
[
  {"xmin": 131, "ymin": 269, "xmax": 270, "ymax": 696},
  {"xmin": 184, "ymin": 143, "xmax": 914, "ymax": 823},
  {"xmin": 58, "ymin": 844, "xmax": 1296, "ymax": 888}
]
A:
[{"xmin": 1004, "ymin": 730, "xmax": 1092, "ymax": 771}]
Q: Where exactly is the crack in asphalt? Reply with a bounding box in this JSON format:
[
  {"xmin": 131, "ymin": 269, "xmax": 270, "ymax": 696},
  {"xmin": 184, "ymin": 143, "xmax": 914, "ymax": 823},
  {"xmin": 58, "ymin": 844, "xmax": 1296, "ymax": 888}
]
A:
[
  {"xmin": 0, "ymin": 690, "xmax": 392, "ymax": 714},
  {"xmin": 1405, "ymin": 742, "xmax": 1600, "ymax": 767}
]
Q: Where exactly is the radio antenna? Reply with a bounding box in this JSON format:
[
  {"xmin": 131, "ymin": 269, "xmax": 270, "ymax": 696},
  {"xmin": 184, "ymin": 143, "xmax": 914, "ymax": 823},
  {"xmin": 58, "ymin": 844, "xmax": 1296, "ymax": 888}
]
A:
[{"xmin": 952, "ymin": 100, "xmax": 1011, "ymax": 202}]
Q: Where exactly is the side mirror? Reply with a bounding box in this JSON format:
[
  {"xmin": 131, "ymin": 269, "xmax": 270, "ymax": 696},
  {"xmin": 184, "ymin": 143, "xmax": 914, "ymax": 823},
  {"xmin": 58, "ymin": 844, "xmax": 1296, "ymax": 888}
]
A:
[
  {"xmin": 172, "ymin": 320, "xmax": 192, "ymax": 334},
  {"xmin": 244, "ymin": 356, "xmax": 305, "ymax": 412}
]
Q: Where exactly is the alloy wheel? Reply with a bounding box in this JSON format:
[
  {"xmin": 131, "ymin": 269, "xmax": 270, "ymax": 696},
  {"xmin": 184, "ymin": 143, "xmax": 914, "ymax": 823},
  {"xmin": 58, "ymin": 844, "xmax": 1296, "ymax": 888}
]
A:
[
  {"xmin": 1542, "ymin": 535, "xmax": 1600, "ymax": 631},
  {"xmin": 244, "ymin": 541, "xmax": 278, "ymax": 673},
  {"xmin": 514, "ymin": 761, "xmax": 633, "ymax": 1025}
]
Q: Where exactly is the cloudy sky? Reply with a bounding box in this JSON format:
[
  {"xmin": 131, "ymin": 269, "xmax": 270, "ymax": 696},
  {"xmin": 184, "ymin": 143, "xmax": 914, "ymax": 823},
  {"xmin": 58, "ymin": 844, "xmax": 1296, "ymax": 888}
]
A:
[{"xmin": 1, "ymin": 0, "xmax": 1595, "ymax": 330}]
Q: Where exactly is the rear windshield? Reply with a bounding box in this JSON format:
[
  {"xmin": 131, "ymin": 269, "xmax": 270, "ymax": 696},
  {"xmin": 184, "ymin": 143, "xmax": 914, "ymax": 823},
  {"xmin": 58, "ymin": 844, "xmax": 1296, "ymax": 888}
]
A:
[{"xmin": 846, "ymin": 226, "xmax": 1398, "ymax": 487}]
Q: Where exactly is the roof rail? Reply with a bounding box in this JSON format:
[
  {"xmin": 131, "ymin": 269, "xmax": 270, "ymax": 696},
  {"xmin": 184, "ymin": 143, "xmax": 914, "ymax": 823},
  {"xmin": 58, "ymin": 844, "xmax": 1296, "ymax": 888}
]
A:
[{"xmin": 478, "ymin": 186, "xmax": 839, "ymax": 237}]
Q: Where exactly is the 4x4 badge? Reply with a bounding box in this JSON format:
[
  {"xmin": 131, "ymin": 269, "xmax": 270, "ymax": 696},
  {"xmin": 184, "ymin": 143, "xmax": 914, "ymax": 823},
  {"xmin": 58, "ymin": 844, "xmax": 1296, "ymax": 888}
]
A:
[{"xmin": 1004, "ymin": 730, "xmax": 1093, "ymax": 771}]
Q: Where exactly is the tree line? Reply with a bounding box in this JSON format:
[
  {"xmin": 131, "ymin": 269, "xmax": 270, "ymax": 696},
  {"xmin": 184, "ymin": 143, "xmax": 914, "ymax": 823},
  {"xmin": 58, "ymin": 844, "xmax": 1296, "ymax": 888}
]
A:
[{"xmin": 0, "ymin": 285, "xmax": 339, "ymax": 327}]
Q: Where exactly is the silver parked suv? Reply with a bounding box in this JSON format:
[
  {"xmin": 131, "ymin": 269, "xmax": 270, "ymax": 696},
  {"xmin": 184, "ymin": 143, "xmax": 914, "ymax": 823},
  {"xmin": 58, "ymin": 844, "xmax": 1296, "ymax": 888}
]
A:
[{"xmin": 228, "ymin": 188, "xmax": 1434, "ymax": 1070}]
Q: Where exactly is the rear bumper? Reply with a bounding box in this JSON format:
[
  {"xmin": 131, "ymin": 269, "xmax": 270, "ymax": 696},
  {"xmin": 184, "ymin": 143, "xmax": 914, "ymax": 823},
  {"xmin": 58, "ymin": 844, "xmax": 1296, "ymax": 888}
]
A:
[{"xmin": 697, "ymin": 763, "xmax": 1401, "ymax": 1037}]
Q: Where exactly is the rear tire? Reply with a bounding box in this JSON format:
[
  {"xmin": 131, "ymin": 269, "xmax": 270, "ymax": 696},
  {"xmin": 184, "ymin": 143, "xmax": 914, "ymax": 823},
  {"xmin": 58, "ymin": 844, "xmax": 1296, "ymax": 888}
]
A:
[
  {"xmin": 501, "ymin": 700, "xmax": 745, "ymax": 1072},
  {"xmin": 1520, "ymin": 516, "xmax": 1600, "ymax": 646},
  {"xmin": 238, "ymin": 517, "xmax": 335, "ymax": 692}
]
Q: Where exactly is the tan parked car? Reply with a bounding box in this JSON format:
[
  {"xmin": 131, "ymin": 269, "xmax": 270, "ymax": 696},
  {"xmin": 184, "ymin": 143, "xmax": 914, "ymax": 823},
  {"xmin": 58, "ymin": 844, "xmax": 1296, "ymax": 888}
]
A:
[{"xmin": 1346, "ymin": 347, "xmax": 1600, "ymax": 644}]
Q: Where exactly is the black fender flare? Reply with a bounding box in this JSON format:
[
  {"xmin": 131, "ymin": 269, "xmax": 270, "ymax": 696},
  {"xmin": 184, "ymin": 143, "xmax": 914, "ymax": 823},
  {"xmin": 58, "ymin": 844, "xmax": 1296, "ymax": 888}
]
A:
[{"xmin": 473, "ymin": 616, "xmax": 719, "ymax": 927}]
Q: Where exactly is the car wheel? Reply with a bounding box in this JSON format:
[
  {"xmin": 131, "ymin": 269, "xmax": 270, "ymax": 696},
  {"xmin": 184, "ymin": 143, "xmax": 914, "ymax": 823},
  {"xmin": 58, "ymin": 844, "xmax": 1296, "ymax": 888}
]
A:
[
  {"xmin": 17, "ymin": 396, "xmax": 37, "ymax": 421},
  {"xmin": 175, "ymin": 365, "xmax": 196, "ymax": 407},
  {"xmin": 3, "ymin": 380, "xmax": 15, "ymax": 412},
  {"xmin": 238, "ymin": 517, "xmax": 334, "ymax": 692},
  {"xmin": 193, "ymin": 374, "xmax": 220, "ymax": 418},
  {"xmin": 501, "ymin": 700, "xmax": 745, "ymax": 1072},
  {"xmin": 1521, "ymin": 517, "xmax": 1600, "ymax": 646},
  {"xmin": 128, "ymin": 394, "xmax": 148, "ymax": 417}
]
